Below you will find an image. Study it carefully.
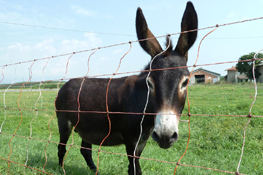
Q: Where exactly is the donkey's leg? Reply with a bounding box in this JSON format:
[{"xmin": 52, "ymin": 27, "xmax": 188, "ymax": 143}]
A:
[
  {"xmin": 125, "ymin": 140, "xmax": 147, "ymax": 175},
  {"xmin": 80, "ymin": 140, "xmax": 99, "ymax": 173},
  {"xmin": 57, "ymin": 115, "xmax": 71, "ymax": 166}
]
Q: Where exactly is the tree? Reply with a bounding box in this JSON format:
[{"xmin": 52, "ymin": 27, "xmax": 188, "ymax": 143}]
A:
[{"xmin": 236, "ymin": 52, "xmax": 263, "ymax": 81}]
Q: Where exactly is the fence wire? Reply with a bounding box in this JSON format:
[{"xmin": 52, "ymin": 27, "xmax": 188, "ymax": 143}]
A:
[{"xmin": 0, "ymin": 16, "xmax": 263, "ymax": 175}]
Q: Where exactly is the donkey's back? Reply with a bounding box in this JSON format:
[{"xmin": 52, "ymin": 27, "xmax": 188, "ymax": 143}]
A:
[
  {"xmin": 56, "ymin": 77, "xmax": 130, "ymax": 112},
  {"xmin": 56, "ymin": 76, "xmax": 141, "ymax": 146}
]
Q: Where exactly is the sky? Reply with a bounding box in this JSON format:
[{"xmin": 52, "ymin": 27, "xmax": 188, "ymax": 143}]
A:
[{"xmin": 0, "ymin": 0, "xmax": 263, "ymax": 84}]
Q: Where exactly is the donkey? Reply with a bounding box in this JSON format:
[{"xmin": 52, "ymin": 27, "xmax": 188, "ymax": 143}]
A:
[{"xmin": 56, "ymin": 2, "xmax": 197, "ymax": 175}]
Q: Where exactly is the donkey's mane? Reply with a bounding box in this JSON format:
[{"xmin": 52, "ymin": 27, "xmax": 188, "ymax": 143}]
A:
[{"xmin": 163, "ymin": 36, "xmax": 173, "ymax": 56}]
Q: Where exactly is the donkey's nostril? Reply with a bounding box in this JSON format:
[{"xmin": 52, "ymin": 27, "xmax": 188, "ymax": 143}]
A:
[
  {"xmin": 152, "ymin": 131, "xmax": 160, "ymax": 142},
  {"xmin": 171, "ymin": 132, "xmax": 178, "ymax": 141}
]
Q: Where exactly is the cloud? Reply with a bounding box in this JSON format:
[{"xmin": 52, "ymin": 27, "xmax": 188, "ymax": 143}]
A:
[
  {"xmin": 5, "ymin": 39, "xmax": 56, "ymax": 62},
  {"xmin": 227, "ymin": 12, "xmax": 236, "ymax": 19},
  {"xmin": 0, "ymin": 11, "xmax": 25, "ymax": 22},
  {"xmin": 113, "ymin": 49, "xmax": 123, "ymax": 54},
  {"xmin": 2, "ymin": 33, "xmax": 102, "ymax": 64},
  {"xmin": 70, "ymin": 6, "xmax": 113, "ymax": 19},
  {"xmin": 58, "ymin": 33, "xmax": 101, "ymax": 54},
  {"xmin": 0, "ymin": 1, "xmax": 74, "ymax": 30},
  {"xmin": 1, "ymin": 33, "xmax": 102, "ymax": 83},
  {"xmin": 84, "ymin": 32, "xmax": 102, "ymax": 46},
  {"xmin": 71, "ymin": 6, "xmax": 96, "ymax": 16}
]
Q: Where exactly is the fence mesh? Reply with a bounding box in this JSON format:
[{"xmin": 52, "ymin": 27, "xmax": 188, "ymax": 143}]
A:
[{"xmin": 0, "ymin": 16, "xmax": 263, "ymax": 175}]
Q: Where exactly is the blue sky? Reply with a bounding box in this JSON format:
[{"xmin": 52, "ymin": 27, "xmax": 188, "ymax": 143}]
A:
[{"xmin": 0, "ymin": 0, "xmax": 263, "ymax": 84}]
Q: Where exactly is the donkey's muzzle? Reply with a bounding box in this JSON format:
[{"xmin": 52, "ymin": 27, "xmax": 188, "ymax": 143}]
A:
[
  {"xmin": 152, "ymin": 131, "xmax": 178, "ymax": 149},
  {"xmin": 152, "ymin": 111, "xmax": 179, "ymax": 149}
]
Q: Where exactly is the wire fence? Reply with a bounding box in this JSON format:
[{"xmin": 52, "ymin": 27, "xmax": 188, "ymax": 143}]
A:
[{"xmin": 0, "ymin": 16, "xmax": 263, "ymax": 175}]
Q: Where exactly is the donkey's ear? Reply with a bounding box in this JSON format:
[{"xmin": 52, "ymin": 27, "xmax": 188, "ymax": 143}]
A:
[
  {"xmin": 175, "ymin": 2, "xmax": 198, "ymax": 61},
  {"xmin": 136, "ymin": 7, "xmax": 163, "ymax": 58}
]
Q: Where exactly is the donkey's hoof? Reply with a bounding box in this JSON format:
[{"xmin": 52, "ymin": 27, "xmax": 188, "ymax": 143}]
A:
[{"xmin": 91, "ymin": 169, "xmax": 100, "ymax": 175}]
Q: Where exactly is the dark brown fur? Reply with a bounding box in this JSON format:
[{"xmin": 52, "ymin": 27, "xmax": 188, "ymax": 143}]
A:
[{"xmin": 56, "ymin": 2, "xmax": 198, "ymax": 175}]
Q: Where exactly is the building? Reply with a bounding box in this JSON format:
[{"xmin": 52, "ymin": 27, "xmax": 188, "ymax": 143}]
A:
[
  {"xmin": 225, "ymin": 66, "xmax": 249, "ymax": 83},
  {"xmin": 225, "ymin": 67, "xmax": 238, "ymax": 82},
  {"xmin": 189, "ymin": 67, "xmax": 221, "ymax": 85},
  {"xmin": 257, "ymin": 63, "xmax": 263, "ymax": 83}
]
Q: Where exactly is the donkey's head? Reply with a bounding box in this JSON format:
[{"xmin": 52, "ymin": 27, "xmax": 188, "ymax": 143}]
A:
[{"xmin": 136, "ymin": 2, "xmax": 198, "ymax": 149}]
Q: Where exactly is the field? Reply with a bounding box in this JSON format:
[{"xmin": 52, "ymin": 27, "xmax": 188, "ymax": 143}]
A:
[{"xmin": 0, "ymin": 82, "xmax": 262, "ymax": 175}]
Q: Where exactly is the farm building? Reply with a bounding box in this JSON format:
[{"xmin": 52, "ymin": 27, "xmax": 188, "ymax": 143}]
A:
[
  {"xmin": 257, "ymin": 63, "xmax": 263, "ymax": 83},
  {"xmin": 225, "ymin": 67, "xmax": 238, "ymax": 82},
  {"xmin": 225, "ymin": 66, "xmax": 248, "ymax": 83},
  {"xmin": 225, "ymin": 66, "xmax": 259, "ymax": 83},
  {"xmin": 189, "ymin": 67, "xmax": 220, "ymax": 84}
]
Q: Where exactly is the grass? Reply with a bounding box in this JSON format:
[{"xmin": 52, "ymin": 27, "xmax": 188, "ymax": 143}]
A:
[
  {"xmin": 0, "ymin": 82, "xmax": 262, "ymax": 174},
  {"xmin": 0, "ymin": 81, "xmax": 65, "ymax": 90}
]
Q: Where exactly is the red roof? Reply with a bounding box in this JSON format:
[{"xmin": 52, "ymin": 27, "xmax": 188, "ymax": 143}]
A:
[{"xmin": 225, "ymin": 66, "xmax": 236, "ymax": 71}]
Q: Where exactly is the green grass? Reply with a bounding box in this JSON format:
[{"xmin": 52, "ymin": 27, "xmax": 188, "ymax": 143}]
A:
[
  {"xmin": 0, "ymin": 81, "xmax": 65, "ymax": 90},
  {"xmin": 0, "ymin": 83, "xmax": 262, "ymax": 174}
]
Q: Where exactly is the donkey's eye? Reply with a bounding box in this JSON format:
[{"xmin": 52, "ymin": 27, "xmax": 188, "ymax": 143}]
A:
[
  {"xmin": 147, "ymin": 78, "xmax": 154, "ymax": 90},
  {"xmin": 179, "ymin": 76, "xmax": 189, "ymax": 93},
  {"xmin": 181, "ymin": 78, "xmax": 189, "ymax": 88}
]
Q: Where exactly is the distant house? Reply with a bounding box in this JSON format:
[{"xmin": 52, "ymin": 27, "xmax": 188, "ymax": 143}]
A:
[
  {"xmin": 225, "ymin": 66, "xmax": 254, "ymax": 83},
  {"xmin": 225, "ymin": 66, "xmax": 248, "ymax": 83},
  {"xmin": 225, "ymin": 67, "xmax": 237, "ymax": 82},
  {"xmin": 256, "ymin": 63, "xmax": 263, "ymax": 83},
  {"xmin": 189, "ymin": 67, "xmax": 220, "ymax": 85}
]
